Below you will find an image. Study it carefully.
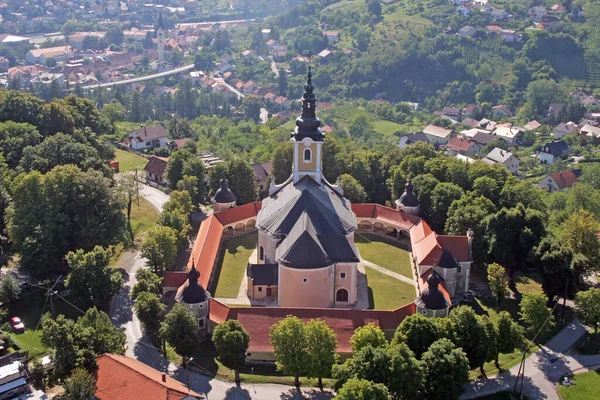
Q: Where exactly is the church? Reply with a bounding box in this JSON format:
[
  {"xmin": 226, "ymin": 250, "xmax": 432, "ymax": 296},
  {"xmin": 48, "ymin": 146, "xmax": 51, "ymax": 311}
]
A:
[{"xmin": 247, "ymin": 68, "xmax": 360, "ymax": 308}]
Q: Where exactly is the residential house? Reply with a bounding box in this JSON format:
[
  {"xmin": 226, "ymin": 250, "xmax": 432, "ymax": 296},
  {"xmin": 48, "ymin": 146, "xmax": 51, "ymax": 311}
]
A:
[
  {"xmin": 553, "ymin": 122, "xmax": 578, "ymax": 138},
  {"xmin": 493, "ymin": 126, "xmax": 521, "ymax": 145},
  {"xmin": 492, "ymin": 105, "xmax": 513, "ymax": 119},
  {"xmin": 528, "ymin": 6, "xmax": 548, "ymax": 22},
  {"xmin": 499, "ymin": 29, "xmax": 520, "ymax": 42},
  {"xmin": 524, "ymin": 120, "xmax": 542, "ymax": 131},
  {"xmin": 581, "ymin": 96, "xmax": 600, "ymax": 107},
  {"xmin": 490, "ymin": 8, "xmax": 509, "ymax": 21},
  {"xmin": 581, "ymin": 124, "xmax": 600, "ymax": 137},
  {"xmin": 318, "ymin": 49, "xmax": 333, "ymax": 62},
  {"xmin": 459, "ymin": 25, "xmax": 477, "ymax": 37},
  {"xmin": 538, "ymin": 169, "xmax": 582, "ymax": 192},
  {"xmin": 461, "ymin": 128, "xmax": 492, "ymax": 138},
  {"xmin": 462, "ymin": 117, "xmax": 479, "ymax": 127},
  {"xmin": 463, "ymin": 104, "xmax": 478, "ymax": 117},
  {"xmin": 242, "ymin": 80, "xmax": 259, "ymax": 94},
  {"xmin": 30, "ymin": 73, "xmax": 65, "ymax": 89},
  {"xmin": 478, "ymin": 118, "xmax": 497, "ymax": 131},
  {"xmin": 446, "ymin": 137, "xmax": 480, "ymax": 156},
  {"xmin": 470, "ymin": 131, "xmax": 500, "ymax": 147},
  {"xmin": 570, "ymin": 87, "xmax": 591, "ymax": 101},
  {"xmin": 456, "ymin": 4, "xmax": 473, "ymax": 16},
  {"xmin": 483, "ymin": 148, "xmax": 519, "ymax": 175},
  {"xmin": 323, "ymin": 31, "xmax": 340, "ymax": 45},
  {"xmin": 399, "ymin": 132, "xmax": 429, "ymax": 149},
  {"xmin": 537, "ymin": 140, "xmax": 571, "ymax": 164},
  {"xmin": 551, "ymin": 4, "xmax": 566, "ymax": 13},
  {"xmin": 251, "ymin": 161, "xmax": 272, "ymax": 197},
  {"xmin": 69, "ymin": 31, "xmax": 106, "ymax": 49},
  {"xmin": 422, "ymin": 124, "xmax": 453, "ymax": 145},
  {"xmin": 123, "ymin": 125, "xmax": 169, "ymax": 151},
  {"xmin": 144, "ymin": 156, "xmax": 169, "ymax": 186},
  {"xmin": 442, "ymin": 106, "xmax": 461, "ymax": 120},
  {"xmin": 95, "ymin": 354, "xmax": 205, "ymax": 400},
  {"xmin": 548, "ymin": 103, "xmax": 564, "ymax": 117},
  {"xmin": 274, "ymin": 96, "xmax": 290, "ymax": 111}
]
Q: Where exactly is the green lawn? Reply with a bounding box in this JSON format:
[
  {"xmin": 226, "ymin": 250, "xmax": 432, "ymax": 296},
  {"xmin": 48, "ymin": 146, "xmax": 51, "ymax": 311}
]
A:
[
  {"xmin": 365, "ymin": 266, "xmax": 415, "ymax": 310},
  {"xmin": 113, "ymin": 149, "xmax": 148, "ymax": 173},
  {"xmin": 514, "ymin": 271, "xmax": 544, "ymax": 295},
  {"xmin": 355, "ymin": 233, "xmax": 412, "ymax": 278},
  {"xmin": 130, "ymin": 197, "xmax": 160, "ymax": 242},
  {"xmin": 213, "ymin": 232, "xmax": 257, "ymax": 298},
  {"xmin": 373, "ymin": 120, "xmax": 403, "ymax": 136},
  {"xmin": 557, "ymin": 370, "xmax": 600, "ymax": 400}
]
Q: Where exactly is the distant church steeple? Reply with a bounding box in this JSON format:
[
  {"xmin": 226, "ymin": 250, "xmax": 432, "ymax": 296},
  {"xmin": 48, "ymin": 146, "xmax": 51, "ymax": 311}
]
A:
[
  {"xmin": 292, "ymin": 66, "xmax": 324, "ymax": 184},
  {"xmin": 157, "ymin": 11, "xmax": 166, "ymax": 62}
]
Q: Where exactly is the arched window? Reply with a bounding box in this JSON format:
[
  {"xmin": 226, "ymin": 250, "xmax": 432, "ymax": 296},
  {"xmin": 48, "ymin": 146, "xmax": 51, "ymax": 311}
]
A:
[
  {"xmin": 259, "ymin": 246, "xmax": 264, "ymax": 261},
  {"xmin": 303, "ymin": 148, "xmax": 312, "ymax": 162},
  {"xmin": 336, "ymin": 288, "xmax": 349, "ymax": 302}
]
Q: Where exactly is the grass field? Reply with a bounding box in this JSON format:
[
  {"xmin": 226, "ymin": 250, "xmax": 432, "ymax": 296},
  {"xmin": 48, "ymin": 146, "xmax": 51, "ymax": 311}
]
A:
[
  {"xmin": 372, "ymin": 120, "xmax": 403, "ymax": 136},
  {"xmin": 355, "ymin": 233, "xmax": 412, "ymax": 278},
  {"xmin": 557, "ymin": 370, "xmax": 600, "ymax": 399},
  {"xmin": 113, "ymin": 149, "xmax": 148, "ymax": 173},
  {"xmin": 514, "ymin": 271, "xmax": 544, "ymax": 295},
  {"xmin": 213, "ymin": 232, "xmax": 257, "ymax": 298},
  {"xmin": 130, "ymin": 197, "xmax": 160, "ymax": 242},
  {"xmin": 365, "ymin": 266, "xmax": 415, "ymax": 310}
]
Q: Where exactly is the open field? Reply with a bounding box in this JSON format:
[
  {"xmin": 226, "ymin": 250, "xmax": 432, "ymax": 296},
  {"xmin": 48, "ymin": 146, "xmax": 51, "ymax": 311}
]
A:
[
  {"xmin": 130, "ymin": 197, "xmax": 160, "ymax": 242},
  {"xmin": 113, "ymin": 149, "xmax": 148, "ymax": 173},
  {"xmin": 356, "ymin": 233, "xmax": 412, "ymax": 278},
  {"xmin": 557, "ymin": 370, "xmax": 600, "ymax": 400},
  {"xmin": 365, "ymin": 266, "xmax": 415, "ymax": 310},
  {"xmin": 213, "ymin": 232, "xmax": 257, "ymax": 298}
]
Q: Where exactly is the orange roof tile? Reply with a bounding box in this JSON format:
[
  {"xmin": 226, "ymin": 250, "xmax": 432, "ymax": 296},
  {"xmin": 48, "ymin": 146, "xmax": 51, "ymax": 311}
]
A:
[
  {"xmin": 373, "ymin": 204, "xmax": 420, "ymax": 230},
  {"xmin": 95, "ymin": 354, "xmax": 204, "ymax": 400},
  {"xmin": 410, "ymin": 220, "xmax": 470, "ymax": 266},
  {"xmin": 213, "ymin": 202, "xmax": 261, "ymax": 226},
  {"xmin": 437, "ymin": 236, "xmax": 470, "ymax": 262},
  {"xmin": 162, "ymin": 271, "xmax": 187, "ymax": 289},
  {"xmin": 187, "ymin": 215, "xmax": 223, "ymax": 288},
  {"xmin": 209, "ymin": 298, "xmax": 231, "ymax": 324}
]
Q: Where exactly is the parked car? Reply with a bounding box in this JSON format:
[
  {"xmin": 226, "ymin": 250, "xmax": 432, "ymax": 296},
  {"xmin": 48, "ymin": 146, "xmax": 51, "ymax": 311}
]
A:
[{"xmin": 10, "ymin": 317, "xmax": 24, "ymax": 333}]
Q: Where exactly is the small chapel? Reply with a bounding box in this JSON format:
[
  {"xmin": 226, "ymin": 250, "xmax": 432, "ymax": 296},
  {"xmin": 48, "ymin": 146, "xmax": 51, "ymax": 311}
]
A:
[{"xmin": 247, "ymin": 67, "xmax": 360, "ymax": 308}]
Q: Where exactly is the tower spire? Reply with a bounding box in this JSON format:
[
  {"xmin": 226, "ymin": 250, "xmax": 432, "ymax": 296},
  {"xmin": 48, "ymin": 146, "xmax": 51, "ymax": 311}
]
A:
[
  {"xmin": 293, "ymin": 66, "xmax": 322, "ymax": 140},
  {"xmin": 157, "ymin": 10, "xmax": 165, "ymax": 31}
]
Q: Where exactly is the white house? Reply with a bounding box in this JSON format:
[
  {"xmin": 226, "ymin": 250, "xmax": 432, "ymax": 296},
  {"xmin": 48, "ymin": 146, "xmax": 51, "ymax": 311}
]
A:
[
  {"xmin": 422, "ymin": 124, "xmax": 453, "ymax": 145},
  {"xmin": 537, "ymin": 140, "xmax": 571, "ymax": 165},
  {"xmin": 483, "ymin": 148, "xmax": 519, "ymax": 175},
  {"xmin": 581, "ymin": 124, "xmax": 600, "ymax": 138},
  {"xmin": 553, "ymin": 122, "xmax": 578, "ymax": 138},
  {"xmin": 123, "ymin": 125, "xmax": 169, "ymax": 151},
  {"xmin": 493, "ymin": 126, "xmax": 521, "ymax": 144},
  {"xmin": 538, "ymin": 170, "xmax": 581, "ymax": 192},
  {"xmin": 26, "ymin": 46, "xmax": 71, "ymax": 65}
]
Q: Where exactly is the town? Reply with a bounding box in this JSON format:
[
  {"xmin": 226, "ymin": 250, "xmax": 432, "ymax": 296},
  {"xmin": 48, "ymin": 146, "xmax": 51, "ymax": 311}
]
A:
[{"xmin": 0, "ymin": 1, "xmax": 598, "ymax": 400}]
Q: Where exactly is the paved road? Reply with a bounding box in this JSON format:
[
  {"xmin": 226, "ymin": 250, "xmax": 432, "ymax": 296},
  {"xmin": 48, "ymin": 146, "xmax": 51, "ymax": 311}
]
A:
[
  {"xmin": 82, "ymin": 64, "xmax": 195, "ymax": 89},
  {"xmin": 260, "ymin": 108, "xmax": 268, "ymax": 124},
  {"xmin": 461, "ymin": 319, "xmax": 598, "ymax": 399},
  {"xmin": 139, "ymin": 183, "xmax": 170, "ymax": 213},
  {"xmin": 270, "ymin": 57, "xmax": 279, "ymax": 78}
]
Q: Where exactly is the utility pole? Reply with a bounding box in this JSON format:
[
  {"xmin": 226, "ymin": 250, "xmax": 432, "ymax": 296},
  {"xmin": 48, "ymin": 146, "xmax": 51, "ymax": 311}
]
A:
[{"xmin": 185, "ymin": 357, "xmax": 194, "ymax": 390}]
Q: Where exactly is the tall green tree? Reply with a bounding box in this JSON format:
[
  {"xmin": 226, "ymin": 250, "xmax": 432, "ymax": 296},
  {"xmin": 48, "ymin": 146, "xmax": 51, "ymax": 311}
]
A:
[
  {"xmin": 519, "ymin": 293, "xmax": 555, "ymax": 342},
  {"xmin": 350, "ymin": 323, "xmax": 387, "ymax": 352},
  {"xmin": 305, "ymin": 319, "xmax": 338, "ymax": 388},
  {"xmin": 0, "ymin": 273, "xmax": 20, "ymax": 303},
  {"xmin": 388, "ymin": 343, "xmax": 424, "ymax": 400},
  {"xmin": 575, "ymin": 288, "xmax": 600, "ymax": 335},
  {"xmin": 336, "ymin": 378, "xmax": 388, "ymax": 400},
  {"xmin": 487, "ymin": 263, "xmax": 509, "ymax": 311},
  {"xmin": 212, "ymin": 320, "xmax": 250, "ymax": 383},
  {"xmin": 392, "ymin": 314, "xmax": 439, "ymax": 358},
  {"xmin": 227, "ymin": 159, "xmax": 258, "ymax": 204},
  {"xmin": 131, "ymin": 269, "xmax": 162, "ymax": 300},
  {"xmin": 62, "ymin": 368, "xmax": 96, "ymax": 400},
  {"xmin": 340, "ymin": 173, "xmax": 367, "ymax": 203},
  {"xmin": 421, "ymin": 339, "xmax": 469, "ymax": 400},
  {"xmin": 495, "ymin": 312, "xmax": 525, "ymax": 370},
  {"xmin": 449, "ymin": 306, "xmax": 489, "ymax": 375},
  {"xmin": 134, "ymin": 292, "xmax": 166, "ymax": 339},
  {"xmin": 560, "ymin": 209, "xmax": 600, "ymax": 270},
  {"xmin": 140, "ymin": 226, "xmax": 178, "ymax": 274},
  {"xmin": 65, "ymin": 246, "xmax": 123, "ymax": 308},
  {"xmin": 160, "ymin": 304, "xmax": 201, "ymax": 358},
  {"xmin": 352, "ymin": 345, "xmax": 391, "ymax": 386},
  {"xmin": 269, "ymin": 315, "xmax": 307, "ymax": 387},
  {"xmin": 271, "ymin": 142, "xmax": 293, "ymax": 184}
]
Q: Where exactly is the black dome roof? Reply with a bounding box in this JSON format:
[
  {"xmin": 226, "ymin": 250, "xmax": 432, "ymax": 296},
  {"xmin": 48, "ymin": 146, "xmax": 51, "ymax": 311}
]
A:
[
  {"xmin": 415, "ymin": 271, "xmax": 450, "ymax": 310},
  {"xmin": 399, "ymin": 182, "xmax": 419, "ymax": 207},
  {"xmin": 213, "ymin": 178, "xmax": 237, "ymax": 204},
  {"xmin": 176, "ymin": 265, "xmax": 208, "ymax": 304}
]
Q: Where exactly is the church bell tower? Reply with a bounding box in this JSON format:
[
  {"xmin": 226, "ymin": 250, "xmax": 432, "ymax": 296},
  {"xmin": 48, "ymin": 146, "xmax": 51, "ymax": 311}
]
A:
[
  {"xmin": 292, "ymin": 66, "xmax": 324, "ymax": 184},
  {"xmin": 157, "ymin": 11, "xmax": 166, "ymax": 62}
]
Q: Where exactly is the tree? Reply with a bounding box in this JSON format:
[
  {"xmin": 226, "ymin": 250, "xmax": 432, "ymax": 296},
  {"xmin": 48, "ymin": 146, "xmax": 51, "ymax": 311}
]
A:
[
  {"xmin": 388, "ymin": 343, "xmax": 424, "ymax": 400},
  {"xmin": 421, "ymin": 339, "xmax": 469, "ymax": 400},
  {"xmin": 30, "ymin": 361, "xmax": 46, "ymax": 389},
  {"xmin": 131, "ymin": 269, "xmax": 162, "ymax": 300},
  {"xmin": 519, "ymin": 293, "xmax": 555, "ymax": 341},
  {"xmin": 101, "ymin": 101, "xmax": 127, "ymax": 124},
  {"xmin": 140, "ymin": 226, "xmax": 178, "ymax": 274},
  {"xmin": 340, "ymin": 174, "xmax": 366, "ymax": 203},
  {"xmin": 212, "ymin": 320, "xmax": 250, "ymax": 383},
  {"xmin": 350, "ymin": 323, "xmax": 387, "ymax": 352},
  {"xmin": 160, "ymin": 304, "xmax": 200, "ymax": 357},
  {"xmin": 352, "ymin": 345, "xmax": 391, "ymax": 386},
  {"xmin": 576, "ymin": 288, "xmax": 600, "ymax": 334},
  {"xmin": 226, "ymin": 159, "xmax": 257, "ymax": 204},
  {"xmin": 271, "ymin": 142, "xmax": 293, "ymax": 184},
  {"xmin": 449, "ymin": 306, "xmax": 489, "ymax": 375},
  {"xmin": 269, "ymin": 315, "xmax": 307, "ymax": 387},
  {"xmin": 119, "ymin": 176, "xmax": 140, "ymax": 243},
  {"xmin": 305, "ymin": 319, "xmax": 337, "ymax": 388},
  {"xmin": 240, "ymin": 95, "xmax": 263, "ymax": 123},
  {"xmin": 65, "ymin": 246, "xmax": 123, "ymax": 308},
  {"xmin": 336, "ymin": 378, "xmax": 389, "ymax": 400},
  {"xmin": 560, "ymin": 209, "xmax": 600, "ymax": 269},
  {"xmin": 0, "ymin": 273, "xmax": 20, "ymax": 303},
  {"xmin": 487, "ymin": 263, "xmax": 509, "ymax": 311},
  {"xmin": 392, "ymin": 314, "xmax": 439, "ymax": 358},
  {"xmin": 39, "ymin": 102, "xmax": 76, "ymax": 136},
  {"xmin": 7, "ymin": 166, "xmax": 125, "ymax": 278},
  {"xmin": 134, "ymin": 292, "xmax": 166, "ymax": 339},
  {"xmin": 495, "ymin": 312, "xmax": 525, "ymax": 370},
  {"xmin": 62, "ymin": 368, "xmax": 96, "ymax": 400},
  {"xmin": 177, "ymin": 175, "xmax": 203, "ymax": 207},
  {"xmin": 430, "ymin": 182, "xmax": 464, "ymax": 232},
  {"xmin": 366, "ymin": 0, "xmax": 382, "ymax": 17}
]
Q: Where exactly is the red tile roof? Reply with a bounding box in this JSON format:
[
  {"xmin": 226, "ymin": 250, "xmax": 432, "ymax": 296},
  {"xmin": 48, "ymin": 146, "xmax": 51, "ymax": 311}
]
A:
[
  {"xmin": 187, "ymin": 215, "xmax": 223, "ymax": 288},
  {"xmin": 213, "ymin": 202, "xmax": 261, "ymax": 226},
  {"xmin": 209, "ymin": 298, "xmax": 232, "ymax": 324},
  {"xmin": 95, "ymin": 354, "xmax": 204, "ymax": 400},
  {"xmin": 351, "ymin": 204, "xmax": 420, "ymax": 231},
  {"xmin": 410, "ymin": 220, "xmax": 470, "ymax": 266},
  {"xmin": 447, "ymin": 137, "xmax": 477, "ymax": 152},
  {"xmin": 144, "ymin": 156, "xmax": 169, "ymax": 177},
  {"xmin": 162, "ymin": 271, "xmax": 187, "ymax": 289},
  {"xmin": 228, "ymin": 303, "xmax": 415, "ymax": 353},
  {"xmin": 550, "ymin": 170, "xmax": 580, "ymax": 189}
]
